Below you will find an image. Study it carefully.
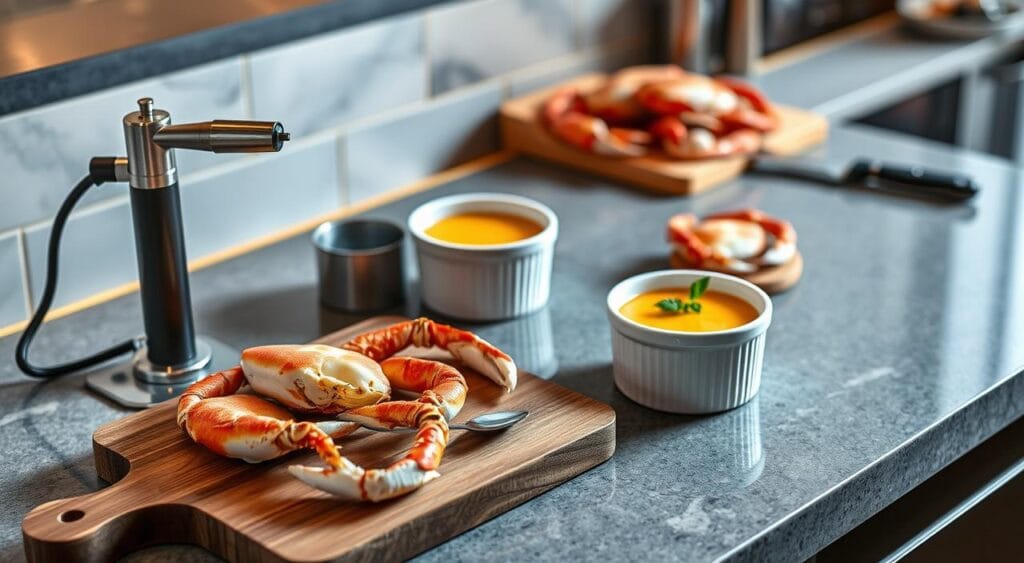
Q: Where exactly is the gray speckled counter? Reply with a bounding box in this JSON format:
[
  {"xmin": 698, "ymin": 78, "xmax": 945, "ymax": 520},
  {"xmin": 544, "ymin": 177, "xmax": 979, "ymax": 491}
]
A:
[{"xmin": 2, "ymin": 124, "xmax": 1024, "ymax": 562}]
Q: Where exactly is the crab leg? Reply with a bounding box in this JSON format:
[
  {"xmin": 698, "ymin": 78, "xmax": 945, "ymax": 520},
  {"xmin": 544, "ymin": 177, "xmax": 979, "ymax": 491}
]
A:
[
  {"xmin": 290, "ymin": 400, "xmax": 450, "ymax": 502},
  {"xmin": 378, "ymin": 357, "xmax": 467, "ymax": 420},
  {"xmin": 292, "ymin": 357, "xmax": 473, "ymax": 501},
  {"xmin": 177, "ymin": 367, "xmax": 351, "ymax": 465},
  {"xmin": 667, "ymin": 213, "xmax": 714, "ymax": 265},
  {"xmin": 542, "ymin": 87, "xmax": 648, "ymax": 157},
  {"xmin": 583, "ymin": 65, "xmax": 686, "ymax": 123},
  {"xmin": 343, "ymin": 317, "xmax": 517, "ymax": 392},
  {"xmin": 667, "ymin": 213, "xmax": 761, "ymax": 273},
  {"xmin": 713, "ymin": 76, "xmax": 778, "ymax": 133},
  {"xmin": 704, "ymin": 208, "xmax": 796, "ymax": 266}
]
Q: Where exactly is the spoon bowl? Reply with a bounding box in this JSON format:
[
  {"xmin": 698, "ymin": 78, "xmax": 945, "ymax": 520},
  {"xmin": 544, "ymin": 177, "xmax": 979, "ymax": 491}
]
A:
[
  {"xmin": 352, "ymin": 410, "xmax": 529, "ymax": 433},
  {"xmin": 457, "ymin": 410, "xmax": 529, "ymax": 431}
]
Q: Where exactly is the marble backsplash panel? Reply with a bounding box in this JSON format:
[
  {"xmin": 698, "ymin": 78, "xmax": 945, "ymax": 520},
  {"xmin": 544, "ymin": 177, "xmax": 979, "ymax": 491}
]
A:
[
  {"xmin": 249, "ymin": 14, "xmax": 427, "ymax": 137},
  {"xmin": 179, "ymin": 138, "xmax": 342, "ymax": 261},
  {"xmin": 0, "ymin": 232, "xmax": 25, "ymax": 326},
  {"xmin": 429, "ymin": 0, "xmax": 575, "ymax": 94},
  {"xmin": 0, "ymin": 0, "xmax": 653, "ymax": 330},
  {"xmin": 345, "ymin": 82, "xmax": 503, "ymax": 203},
  {"xmin": 20, "ymin": 137, "xmax": 342, "ymax": 311},
  {"xmin": 0, "ymin": 58, "xmax": 246, "ymax": 233},
  {"xmin": 22, "ymin": 199, "xmax": 137, "ymax": 312},
  {"xmin": 579, "ymin": 0, "xmax": 654, "ymax": 48}
]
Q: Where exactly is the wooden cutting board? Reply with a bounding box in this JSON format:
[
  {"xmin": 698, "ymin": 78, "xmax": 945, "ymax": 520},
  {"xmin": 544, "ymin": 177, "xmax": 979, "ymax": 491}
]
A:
[
  {"xmin": 501, "ymin": 73, "xmax": 829, "ymax": 195},
  {"xmin": 22, "ymin": 316, "xmax": 616, "ymax": 562}
]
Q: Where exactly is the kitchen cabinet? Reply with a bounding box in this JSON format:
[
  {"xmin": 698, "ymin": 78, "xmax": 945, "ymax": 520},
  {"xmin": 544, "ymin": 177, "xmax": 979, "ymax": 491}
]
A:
[{"xmin": 818, "ymin": 417, "xmax": 1024, "ymax": 561}]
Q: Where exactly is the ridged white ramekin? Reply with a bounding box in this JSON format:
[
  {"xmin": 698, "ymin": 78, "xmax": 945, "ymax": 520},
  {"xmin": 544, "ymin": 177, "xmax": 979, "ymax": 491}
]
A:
[
  {"xmin": 408, "ymin": 193, "xmax": 558, "ymax": 321},
  {"xmin": 607, "ymin": 270, "xmax": 772, "ymax": 414}
]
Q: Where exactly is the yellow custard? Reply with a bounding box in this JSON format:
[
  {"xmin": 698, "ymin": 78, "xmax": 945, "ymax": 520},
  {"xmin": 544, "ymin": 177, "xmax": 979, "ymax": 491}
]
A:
[
  {"xmin": 620, "ymin": 288, "xmax": 758, "ymax": 332},
  {"xmin": 425, "ymin": 212, "xmax": 543, "ymax": 245}
]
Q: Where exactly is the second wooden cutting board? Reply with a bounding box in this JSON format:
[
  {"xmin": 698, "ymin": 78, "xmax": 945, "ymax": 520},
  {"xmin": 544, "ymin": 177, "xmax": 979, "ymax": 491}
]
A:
[
  {"xmin": 22, "ymin": 316, "xmax": 616, "ymax": 562},
  {"xmin": 501, "ymin": 73, "xmax": 829, "ymax": 195}
]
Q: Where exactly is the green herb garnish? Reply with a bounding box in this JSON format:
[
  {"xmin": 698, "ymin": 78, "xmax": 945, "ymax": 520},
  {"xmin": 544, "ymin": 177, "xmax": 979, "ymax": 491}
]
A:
[
  {"xmin": 655, "ymin": 298, "xmax": 687, "ymax": 313},
  {"xmin": 689, "ymin": 276, "xmax": 710, "ymax": 301},
  {"xmin": 655, "ymin": 276, "xmax": 710, "ymax": 314}
]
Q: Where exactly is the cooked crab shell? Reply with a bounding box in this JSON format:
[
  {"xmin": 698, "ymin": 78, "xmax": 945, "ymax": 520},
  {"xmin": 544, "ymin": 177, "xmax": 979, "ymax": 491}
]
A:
[{"xmin": 240, "ymin": 344, "xmax": 390, "ymax": 414}]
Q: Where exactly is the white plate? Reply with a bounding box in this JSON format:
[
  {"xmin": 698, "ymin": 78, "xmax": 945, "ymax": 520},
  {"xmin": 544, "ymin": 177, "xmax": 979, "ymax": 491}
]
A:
[{"xmin": 898, "ymin": 0, "xmax": 1024, "ymax": 39}]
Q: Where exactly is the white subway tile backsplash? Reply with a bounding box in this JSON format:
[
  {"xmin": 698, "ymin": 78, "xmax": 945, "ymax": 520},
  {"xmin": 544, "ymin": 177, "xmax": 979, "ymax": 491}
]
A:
[
  {"xmin": 21, "ymin": 137, "xmax": 340, "ymax": 312},
  {"xmin": 1, "ymin": 0, "xmax": 655, "ymax": 313},
  {"xmin": 429, "ymin": 0, "xmax": 575, "ymax": 94},
  {"xmin": 249, "ymin": 14, "xmax": 426, "ymax": 137},
  {"xmin": 344, "ymin": 82, "xmax": 502, "ymax": 204},
  {"xmin": 578, "ymin": 0, "xmax": 653, "ymax": 48},
  {"xmin": 24, "ymin": 200, "xmax": 137, "ymax": 310},
  {"xmin": 0, "ymin": 58, "xmax": 245, "ymax": 233},
  {"xmin": 507, "ymin": 41, "xmax": 649, "ymax": 97},
  {"xmin": 180, "ymin": 138, "xmax": 341, "ymax": 259},
  {"xmin": 0, "ymin": 230, "xmax": 27, "ymax": 326}
]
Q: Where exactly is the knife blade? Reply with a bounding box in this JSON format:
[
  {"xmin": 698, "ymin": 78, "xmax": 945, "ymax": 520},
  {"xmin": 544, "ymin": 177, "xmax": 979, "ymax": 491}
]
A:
[{"xmin": 748, "ymin": 157, "xmax": 979, "ymax": 203}]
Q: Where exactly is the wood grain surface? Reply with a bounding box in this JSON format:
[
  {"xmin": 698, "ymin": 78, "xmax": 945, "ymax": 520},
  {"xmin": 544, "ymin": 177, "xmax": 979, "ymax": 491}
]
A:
[
  {"xmin": 501, "ymin": 73, "xmax": 829, "ymax": 196},
  {"xmin": 22, "ymin": 316, "xmax": 616, "ymax": 562}
]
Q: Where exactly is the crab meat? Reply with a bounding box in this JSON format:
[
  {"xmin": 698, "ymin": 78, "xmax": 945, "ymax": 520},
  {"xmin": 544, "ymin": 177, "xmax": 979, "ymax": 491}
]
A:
[{"xmin": 667, "ymin": 209, "xmax": 797, "ymax": 273}]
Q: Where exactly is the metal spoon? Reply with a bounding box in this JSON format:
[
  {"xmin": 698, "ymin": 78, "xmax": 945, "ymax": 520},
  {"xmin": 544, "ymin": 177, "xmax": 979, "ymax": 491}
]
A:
[{"xmin": 356, "ymin": 410, "xmax": 529, "ymax": 433}]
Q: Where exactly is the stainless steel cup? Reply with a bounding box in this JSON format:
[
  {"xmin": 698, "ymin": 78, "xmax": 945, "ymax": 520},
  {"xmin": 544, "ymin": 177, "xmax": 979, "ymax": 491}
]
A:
[{"xmin": 312, "ymin": 219, "xmax": 404, "ymax": 311}]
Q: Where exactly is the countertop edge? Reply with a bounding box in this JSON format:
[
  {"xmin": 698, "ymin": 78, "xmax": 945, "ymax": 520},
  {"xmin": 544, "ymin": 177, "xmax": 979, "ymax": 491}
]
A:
[{"xmin": 719, "ymin": 365, "xmax": 1024, "ymax": 561}]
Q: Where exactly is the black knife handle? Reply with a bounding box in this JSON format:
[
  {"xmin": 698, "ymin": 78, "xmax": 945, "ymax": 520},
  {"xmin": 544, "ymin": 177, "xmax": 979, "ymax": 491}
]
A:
[{"xmin": 849, "ymin": 160, "xmax": 979, "ymax": 202}]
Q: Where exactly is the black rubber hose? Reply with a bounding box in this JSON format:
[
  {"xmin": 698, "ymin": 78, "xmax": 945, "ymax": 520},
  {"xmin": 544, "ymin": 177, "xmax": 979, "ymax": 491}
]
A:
[{"xmin": 15, "ymin": 172, "xmax": 140, "ymax": 378}]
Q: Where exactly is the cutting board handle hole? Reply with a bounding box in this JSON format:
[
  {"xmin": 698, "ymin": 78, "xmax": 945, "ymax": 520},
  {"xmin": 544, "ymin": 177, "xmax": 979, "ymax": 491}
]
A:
[{"xmin": 58, "ymin": 509, "xmax": 85, "ymax": 523}]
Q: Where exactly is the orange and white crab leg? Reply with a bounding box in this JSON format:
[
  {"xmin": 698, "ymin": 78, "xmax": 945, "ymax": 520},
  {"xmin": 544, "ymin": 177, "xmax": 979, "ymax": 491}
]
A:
[
  {"xmin": 667, "ymin": 213, "xmax": 761, "ymax": 273},
  {"xmin": 651, "ymin": 116, "xmax": 762, "ymax": 160},
  {"xmin": 542, "ymin": 87, "xmax": 649, "ymax": 157},
  {"xmin": 290, "ymin": 401, "xmax": 450, "ymax": 502},
  {"xmin": 667, "ymin": 213, "xmax": 723, "ymax": 268},
  {"xmin": 704, "ymin": 208, "xmax": 797, "ymax": 265},
  {"xmin": 713, "ymin": 76, "xmax": 778, "ymax": 133},
  {"xmin": 177, "ymin": 367, "xmax": 354, "ymax": 464},
  {"xmin": 343, "ymin": 318, "xmax": 518, "ymax": 392},
  {"xmin": 583, "ymin": 64, "xmax": 686, "ymax": 122},
  {"xmin": 382, "ymin": 357, "xmax": 467, "ymax": 419}
]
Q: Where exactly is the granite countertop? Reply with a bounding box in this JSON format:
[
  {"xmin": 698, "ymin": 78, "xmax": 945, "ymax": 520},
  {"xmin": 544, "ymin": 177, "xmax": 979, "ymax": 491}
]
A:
[{"xmin": 2, "ymin": 123, "xmax": 1023, "ymax": 561}]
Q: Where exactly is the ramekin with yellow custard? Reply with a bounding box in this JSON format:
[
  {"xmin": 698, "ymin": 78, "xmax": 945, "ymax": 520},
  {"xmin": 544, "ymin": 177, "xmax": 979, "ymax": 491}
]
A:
[
  {"xmin": 409, "ymin": 193, "xmax": 558, "ymax": 321},
  {"xmin": 607, "ymin": 270, "xmax": 772, "ymax": 414}
]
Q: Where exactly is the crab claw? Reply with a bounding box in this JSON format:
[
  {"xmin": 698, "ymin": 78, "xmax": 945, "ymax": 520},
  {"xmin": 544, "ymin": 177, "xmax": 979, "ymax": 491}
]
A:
[
  {"xmin": 444, "ymin": 339, "xmax": 517, "ymax": 392},
  {"xmin": 289, "ymin": 459, "xmax": 440, "ymax": 502},
  {"xmin": 240, "ymin": 344, "xmax": 391, "ymax": 414}
]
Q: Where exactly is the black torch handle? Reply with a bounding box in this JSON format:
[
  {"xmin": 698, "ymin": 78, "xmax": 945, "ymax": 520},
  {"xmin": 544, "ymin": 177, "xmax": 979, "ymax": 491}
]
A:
[{"xmin": 129, "ymin": 183, "xmax": 197, "ymax": 367}]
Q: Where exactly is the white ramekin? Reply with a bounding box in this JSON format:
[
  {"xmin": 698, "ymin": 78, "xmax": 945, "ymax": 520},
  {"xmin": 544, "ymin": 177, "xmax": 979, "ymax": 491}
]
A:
[
  {"xmin": 606, "ymin": 270, "xmax": 772, "ymax": 414},
  {"xmin": 408, "ymin": 193, "xmax": 558, "ymax": 321}
]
